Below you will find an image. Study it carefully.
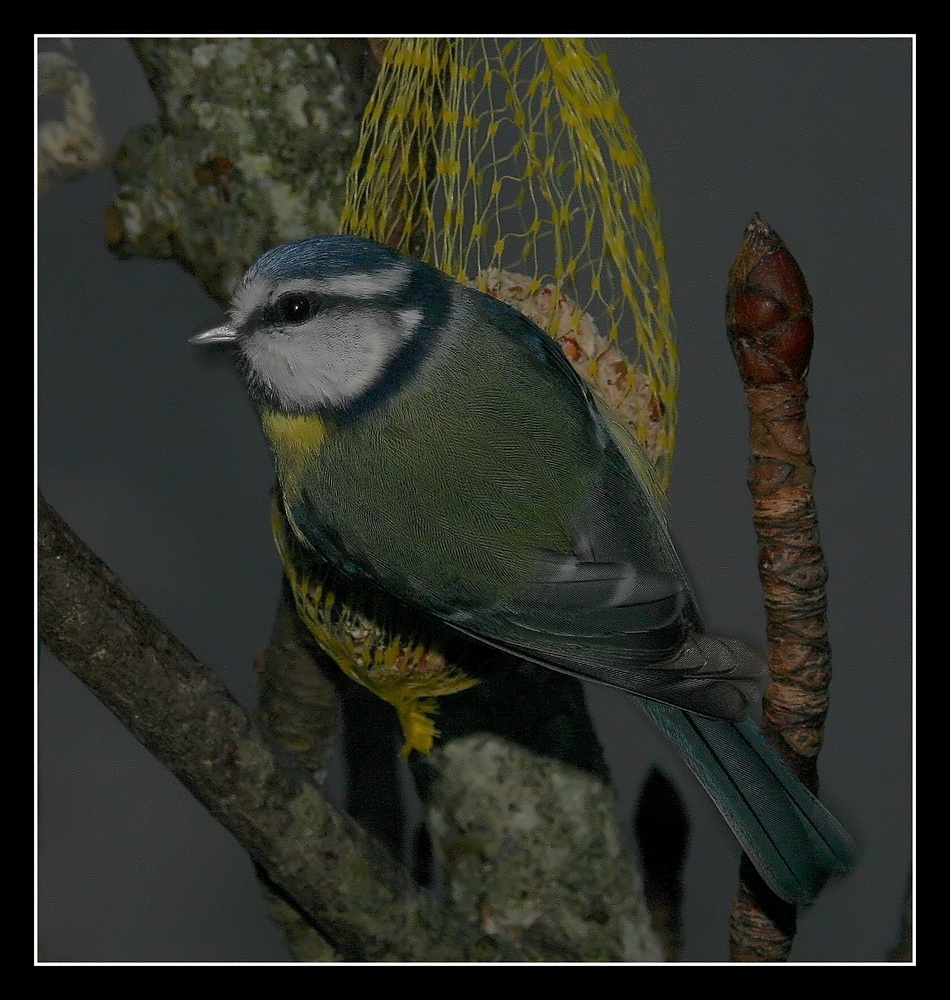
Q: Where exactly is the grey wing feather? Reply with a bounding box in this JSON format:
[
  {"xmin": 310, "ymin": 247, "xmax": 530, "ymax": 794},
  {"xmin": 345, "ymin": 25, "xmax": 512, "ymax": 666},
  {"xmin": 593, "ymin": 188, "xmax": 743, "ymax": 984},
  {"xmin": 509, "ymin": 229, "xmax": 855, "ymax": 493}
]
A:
[{"xmin": 446, "ymin": 548, "xmax": 765, "ymax": 720}]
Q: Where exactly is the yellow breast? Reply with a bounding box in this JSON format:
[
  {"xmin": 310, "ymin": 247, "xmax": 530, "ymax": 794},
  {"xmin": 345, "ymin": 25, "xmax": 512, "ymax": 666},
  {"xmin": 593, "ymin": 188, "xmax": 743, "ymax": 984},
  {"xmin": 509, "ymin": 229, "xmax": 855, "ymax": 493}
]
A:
[
  {"xmin": 269, "ymin": 492, "xmax": 480, "ymax": 755},
  {"xmin": 260, "ymin": 410, "xmax": 329, "ymax": 484}
]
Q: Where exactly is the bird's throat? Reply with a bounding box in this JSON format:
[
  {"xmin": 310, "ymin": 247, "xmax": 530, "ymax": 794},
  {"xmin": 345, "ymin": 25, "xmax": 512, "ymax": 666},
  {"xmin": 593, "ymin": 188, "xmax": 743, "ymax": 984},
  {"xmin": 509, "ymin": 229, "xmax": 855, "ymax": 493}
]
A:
[{"xmin": 260, "ymin": 409, "xmax": 330, "ymax": 488}]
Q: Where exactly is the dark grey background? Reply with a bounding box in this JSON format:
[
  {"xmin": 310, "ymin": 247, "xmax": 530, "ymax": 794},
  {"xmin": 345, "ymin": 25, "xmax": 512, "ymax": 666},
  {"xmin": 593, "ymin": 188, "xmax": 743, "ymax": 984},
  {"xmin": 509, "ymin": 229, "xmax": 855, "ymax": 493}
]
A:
[{"xmin": 37, "ymin": 37, "xmax": 913, "ymax": 963}]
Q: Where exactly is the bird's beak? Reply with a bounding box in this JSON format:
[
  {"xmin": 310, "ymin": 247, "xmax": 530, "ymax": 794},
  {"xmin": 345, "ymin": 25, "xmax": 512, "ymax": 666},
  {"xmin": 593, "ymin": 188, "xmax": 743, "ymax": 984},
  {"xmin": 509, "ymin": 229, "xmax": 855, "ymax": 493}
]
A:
[{"xmin": 189, "ymin": 323, "xmax": 239, "ymax": 345}]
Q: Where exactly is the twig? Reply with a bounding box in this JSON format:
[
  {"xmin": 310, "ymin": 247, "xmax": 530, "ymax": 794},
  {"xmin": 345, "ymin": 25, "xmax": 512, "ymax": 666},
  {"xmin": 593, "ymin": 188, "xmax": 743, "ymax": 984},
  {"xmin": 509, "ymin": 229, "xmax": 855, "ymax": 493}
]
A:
[
  {"xmin": 252, "ymin": 582, "xmax": 345, "ymax": 960},
  {"xmin": 634, "ymin": 768, "xmax": 689, "ymax": 961},
  {"xmin": 725, "ymin": 215, "xmax": 831, "ymax": 961}
]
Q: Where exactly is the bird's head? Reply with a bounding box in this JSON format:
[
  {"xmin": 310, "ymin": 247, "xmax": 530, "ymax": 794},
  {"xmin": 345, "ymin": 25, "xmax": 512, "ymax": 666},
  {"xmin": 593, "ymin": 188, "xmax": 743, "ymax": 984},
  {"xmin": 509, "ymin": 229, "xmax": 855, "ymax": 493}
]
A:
[{"xmin": 191, "ymin": 235, "xmax": 451, "ymax": 415}]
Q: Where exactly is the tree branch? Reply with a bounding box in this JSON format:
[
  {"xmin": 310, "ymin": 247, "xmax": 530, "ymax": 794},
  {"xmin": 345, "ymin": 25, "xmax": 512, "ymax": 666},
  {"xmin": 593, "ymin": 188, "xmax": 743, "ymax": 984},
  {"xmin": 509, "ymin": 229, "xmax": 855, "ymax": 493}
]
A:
[
  {"xmin": 37, "ymin": 490, "xmax": 519, "ymax": 962},
  {"xmin": 725, "ymin": 215, "xmax": 833, "ymax": 961}
]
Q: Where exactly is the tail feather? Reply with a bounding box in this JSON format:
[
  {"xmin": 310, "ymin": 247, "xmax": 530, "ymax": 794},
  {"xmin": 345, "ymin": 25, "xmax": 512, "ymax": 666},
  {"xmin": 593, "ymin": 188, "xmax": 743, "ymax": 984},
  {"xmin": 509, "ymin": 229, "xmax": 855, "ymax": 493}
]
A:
[{"xmin": 635, "ymin": 697, "xmax": 858, "ymax": 904}]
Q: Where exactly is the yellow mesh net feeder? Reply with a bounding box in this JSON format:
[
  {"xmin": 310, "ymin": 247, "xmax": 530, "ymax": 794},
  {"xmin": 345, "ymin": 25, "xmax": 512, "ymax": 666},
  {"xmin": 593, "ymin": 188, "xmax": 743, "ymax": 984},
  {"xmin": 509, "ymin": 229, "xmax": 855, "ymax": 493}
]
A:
[
  {"xmin": 342, "ymin": 37, "xmax": 677, "ymax": 485},
  {"xmin": 280, "ymin": 38, "xmax": 679, "ymax": 753}
]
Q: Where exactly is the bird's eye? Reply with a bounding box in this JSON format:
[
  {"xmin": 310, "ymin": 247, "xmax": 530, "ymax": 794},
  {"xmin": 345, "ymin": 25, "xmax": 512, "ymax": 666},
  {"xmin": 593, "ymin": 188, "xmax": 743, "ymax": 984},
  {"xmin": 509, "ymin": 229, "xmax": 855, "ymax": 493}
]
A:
[{"xmin": 275, "ymin": 293, "xmax": 314, "ymax": 325}]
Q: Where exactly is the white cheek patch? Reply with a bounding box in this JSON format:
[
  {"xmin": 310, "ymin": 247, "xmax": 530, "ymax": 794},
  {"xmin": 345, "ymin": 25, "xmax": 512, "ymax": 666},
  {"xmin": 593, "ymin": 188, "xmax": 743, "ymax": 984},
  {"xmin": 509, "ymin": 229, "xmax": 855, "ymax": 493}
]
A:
[
  {"xmin": 328, "ymin": 309, "xmax": 419, "ymax": 403},
  {"xmin": 242, "ymin": 310, "xmax": 414, "ymax": 411},
  {"xmin": 242, "ymin": 332, "xmax": 301, "ymax": 398}
]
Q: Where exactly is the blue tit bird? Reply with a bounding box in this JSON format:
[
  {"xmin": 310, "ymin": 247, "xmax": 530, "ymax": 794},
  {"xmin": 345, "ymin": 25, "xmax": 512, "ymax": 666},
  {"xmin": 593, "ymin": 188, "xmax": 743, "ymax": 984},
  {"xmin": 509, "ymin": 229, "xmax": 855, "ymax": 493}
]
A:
[{"xmin": 192, "ymin": 234, "xmax": 857, "ymax": 905}]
